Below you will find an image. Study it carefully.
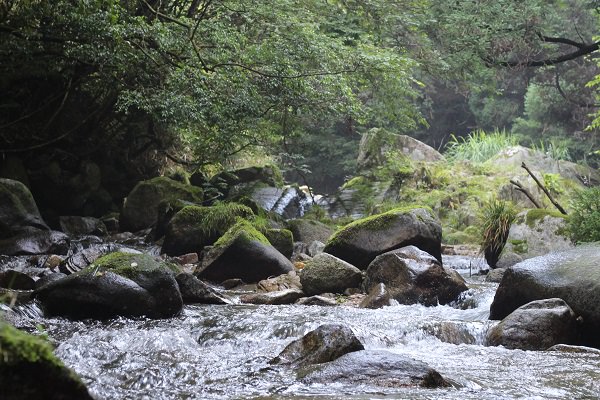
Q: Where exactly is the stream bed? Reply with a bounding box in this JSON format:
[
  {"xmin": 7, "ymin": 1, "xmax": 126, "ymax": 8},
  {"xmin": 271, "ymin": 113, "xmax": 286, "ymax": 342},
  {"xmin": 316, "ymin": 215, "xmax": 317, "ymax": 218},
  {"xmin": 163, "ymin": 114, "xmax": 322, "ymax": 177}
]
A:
[{"xmin": 4, "ymin": 261, "xmax": 600, "ymax": 399}]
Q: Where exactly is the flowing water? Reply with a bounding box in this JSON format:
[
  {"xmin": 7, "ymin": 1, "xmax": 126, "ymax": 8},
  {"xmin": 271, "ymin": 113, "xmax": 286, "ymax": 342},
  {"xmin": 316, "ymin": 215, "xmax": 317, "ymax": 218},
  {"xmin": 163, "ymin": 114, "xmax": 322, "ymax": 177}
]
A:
[{"xmin": 4, "ymin": 260, "xmax": 600, "ymax": 399}]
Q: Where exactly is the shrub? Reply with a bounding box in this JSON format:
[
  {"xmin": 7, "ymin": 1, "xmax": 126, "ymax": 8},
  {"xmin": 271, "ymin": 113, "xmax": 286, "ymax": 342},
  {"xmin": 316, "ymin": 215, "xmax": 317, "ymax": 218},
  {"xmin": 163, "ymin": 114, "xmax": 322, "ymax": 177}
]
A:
[
  {"xmin": 480, "ymin": 198, "xmax": 517, "ymax": 268},
  {"xmin": 444, "ymin": 129, "xmax": 518, "ymax": 163},
  {"xmin": 569, "ymin": 187, "xmax": 600, "ymax": 243}
]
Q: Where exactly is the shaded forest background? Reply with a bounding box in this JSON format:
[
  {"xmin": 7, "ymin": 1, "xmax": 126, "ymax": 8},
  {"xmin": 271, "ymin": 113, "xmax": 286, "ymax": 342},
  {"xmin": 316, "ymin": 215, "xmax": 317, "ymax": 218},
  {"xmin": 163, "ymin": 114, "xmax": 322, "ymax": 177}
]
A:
[{"xmin": 1, "ymin": 0, "xmax": 598, "ymax": 218}]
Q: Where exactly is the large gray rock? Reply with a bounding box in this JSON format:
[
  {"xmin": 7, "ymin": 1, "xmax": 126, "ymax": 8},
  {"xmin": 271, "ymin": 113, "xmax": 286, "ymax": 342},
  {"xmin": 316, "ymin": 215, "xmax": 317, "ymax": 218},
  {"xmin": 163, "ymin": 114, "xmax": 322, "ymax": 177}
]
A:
[
  {"xmin": 487, "ymin": 298, "xmax": 578, "ymax": 350},
  {"xmin": 175, "ymin": 273, "xmax": 232, "ymax": 304},
  {"xmin": 59, "ymin": 216, "xmax": 107, "ymax": 236},
  {"xmin": 0, "ymin": 322, "xmax": 94, "ymax": 400},
  {"xmin": 0, "ymin": 230, "xmax": 70, "ymax": 256},
  {"xmin": 271, "ymin": 324, "xmax": 364, "ymax": 367},
  {"xmin": 196, "ymin": 220, "xmax": 294, "ymax": 283},
  {"xmin": 298, "ymin": 350, "xmax": 449, "ymax": 388},
  {"xmin": 363, "ymin": 246, "xmax": 467, "ymax": 306},
  {"xmin": 299, "ymin": 253, "xmax": 362, "ymax": 296},
  {"xmin": 35, "ymin": 252, "xmax": 183, "ymax": 319},
  {"xmin": 287, "ymin": 219, "xmax": 334, "ymax": 245},
  {"xmin": 257, "ymin": 271, "xmax": 302, "ymax": 292},
  {"xmin": 240, "ymin": 288, "xmax": 304, "ymax": 305},
  {"xmin": 489, "ymin": 244, "xmax": 600, "ymax": 347},
  {"xmin": 357, "ymin": 128, "xmax": 444, "ymax": 171},
  {"xmin": 120, "ymin": 177, "xmax": 203, "ymax": 232},
  {"xmin": 324, "ymin": 207, "xmax": 442, "ymax": 269}
]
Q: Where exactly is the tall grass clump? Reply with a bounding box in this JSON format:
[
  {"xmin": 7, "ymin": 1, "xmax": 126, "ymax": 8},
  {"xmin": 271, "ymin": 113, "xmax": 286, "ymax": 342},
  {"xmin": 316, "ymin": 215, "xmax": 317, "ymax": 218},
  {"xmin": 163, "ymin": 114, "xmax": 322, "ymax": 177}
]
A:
[
  {"xmin": 445, "ymin": 129, "xmax": 518, "ymax": 163},
  {"xmin": 568, "ymin": 187, "xmax": 600, "ymax": 243},
  {"xmin": 480, "ymin": 198, "xmax": 517, "ymax": 268}
]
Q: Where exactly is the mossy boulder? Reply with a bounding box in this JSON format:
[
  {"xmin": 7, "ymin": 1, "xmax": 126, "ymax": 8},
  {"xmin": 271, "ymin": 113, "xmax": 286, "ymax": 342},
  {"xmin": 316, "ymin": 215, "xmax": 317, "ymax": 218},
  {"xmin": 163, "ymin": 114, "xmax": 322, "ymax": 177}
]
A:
[
  {"xmin": 196, "ymin": 220, "xmax": 294, "ymax": 283},
  {"xmin": 287, "ymin": 219, "xmax": 334, "ymax": 245},
  {"xmin": 0, "ymin": 322, "xmax": 93, "ymax": 399},
  {"xmin": 323, "ymin": 207, "xmax": 442, "ymax": 269},
  {"xmin": 161, "ymin": 203, "xmax": 254, "ymax": 256},
  {"xmin": 489, "ymin": 244, "xmax": 600, "ymax": 347},
  {"xmin": 0, "ymin": 178, "xmax": 48, "ymax": 236},
  {"xmin": 120, "ymin": 177, "xmax": 203, "ymax": 232},
  {"xmin": 363, "ymin": 246, "xmax": 467, "ymax": 306},
  {"xmin": 299, "ymin": 253, "xmax": 363, "ymax": 296},
  {"xmin": 487, "ymin": 298, "xmax": 578, "ymax": 351},
  {"xmin": 35, "ymin": 252, "xmax": 183, "ymax": 319},
  {"xmin": 263, "ymin": 228, "xmax": 294, "ymax": 258}
]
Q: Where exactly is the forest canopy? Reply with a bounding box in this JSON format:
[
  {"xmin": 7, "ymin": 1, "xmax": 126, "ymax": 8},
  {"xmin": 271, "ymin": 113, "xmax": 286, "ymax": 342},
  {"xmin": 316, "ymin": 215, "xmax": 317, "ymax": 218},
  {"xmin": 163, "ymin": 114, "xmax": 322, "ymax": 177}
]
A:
[{"xmin": 0, "ymin": 0, "xmax": 598, "ymax": 191}]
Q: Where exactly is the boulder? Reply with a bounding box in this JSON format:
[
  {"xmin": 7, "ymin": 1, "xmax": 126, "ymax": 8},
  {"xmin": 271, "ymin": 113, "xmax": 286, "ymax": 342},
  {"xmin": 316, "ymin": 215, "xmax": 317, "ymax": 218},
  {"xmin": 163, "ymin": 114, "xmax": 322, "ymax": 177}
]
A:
[
  {"xmin": 0, "ymin": 178, "xmax": 48, "ymax": 236},
  {"xmin": 299, "ymin": 253, "xmax": 362, "ymax": 296},
  {"xmin": 257, "ymin": 271, "xmax": 302, "ymax": 292},
  {"xmin": 489, "ymin": 244, "xmax": 600, "ymax": 347},
  {"xmin": 0, "ymin": 230, "xmax": 70, "ymax": 256},
  {"xmin": 287, "ymin": 219, "xmax": 334, "ymax": 245},
  {"xmin": 357, "ymin": 128, "xmax": 444, "ymax": 171},
  {"xmin": 323, "ymin": 207, "xmax": 442, "ymax": 269},
  {"xmin": 307, "ymin": 240, "xmax": 326, "ymax": 257},
  {"xmin": 196, "ymin": 220, "xmax": 294, "ymax": 283},
  {"xmin": 298, "ymin": 350, "xmax": 449, "ymax": 388},
  {"xmin": 502, "ymin": 209, "xmax": 573, "ymax": 262},
  {"xmin": 240, "ymin": 288, "xmax": 304, "ymax": 305},
  {"xmin": 363, "ymin": 246, "xmax": 467, "ymax": 306},
  {"xmin": 175, "ymin": 273, "xmax": 232, "ymax": 304},
  {"xmin": 295, "ymin": 295, "xmax": 338, "ymax": 306},
  {"xmin": 161, "ymin": 203, "xmax": 254, "ymax": 256},
  {"xmin": 35, "ymin": 252, "xmax": 183, "ymax": 319},
  {"xmin": 120, "ymin": 177, "xmax": 203, "ymax": 232},
  {"xmin": 59, "ymin": 216, "xmax": 107, "ymax": 236},
  {"xmin": 487, "ymin": 298, "xmax": 578, "ymax": 350},
  {"xmin": 0, "ymin": 270, "xmax": 35, "ymax": 290},
  {"xmin": 263, "ymin": 229, "xmax": 294, "ymax": 259},
  {"xmin": 485, "ymin": 268, "xmax": 506, "ymax": 283},
  {"xmin": 359, "ymin": 283, "xmax": 393, "ymax": 309},
  {"xmin": 0, "ymin": 322, "xmax": 93, "ymax": 399},
  {"xmin": 270, "ymin": 324, "xmax": 364, "ymax": 367},
  {"xmin": 59, "ymin": 244, "xmax": 141, "ymax": 274}
]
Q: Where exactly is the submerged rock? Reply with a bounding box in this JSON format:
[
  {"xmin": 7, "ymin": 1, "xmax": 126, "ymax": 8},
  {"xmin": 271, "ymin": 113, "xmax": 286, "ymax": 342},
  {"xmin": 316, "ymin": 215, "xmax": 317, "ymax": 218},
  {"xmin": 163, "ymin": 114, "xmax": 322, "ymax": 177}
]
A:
[
  {"xmin": 489, "ymin": 244, "xmax": 600, "ymax": 347},
  {"xmin": 271, "ymin": 324, "xmax": 364, "ymax": 367},
  {"xmin": 487, "ymin": 298, "xmax": 578, "ymax": 350},
  {"xmin": 240, "ymin": 288, "xmax": 304, "ymax": 305},
  {"xmin": 363, "ymin": 246, "xmax": 467, "ymax": 306},
  {"xmin": 0, "ymin": 322, "xmax": 93, "ymax": 399},
  {"xmin": 175, "ymin": 273, "xmax": 232, "ymax": 304},
  {"xmin": 299, "ymin": 253, "xmax": 362, "ymax": 296},
  {"xmin": 298, "ymin": 350, "xmax": 449, "ymax": 388},
  {"xmin": 295, "ymin": 295, "xmax": 338, "ymax": 306},
  {"xmin": 35, "ymin": 252, "xmax": 183, "ymax": 319},
  {"xmin": 359, "ymin": 283, "xmax": 393, "ymax": 309},
  {"xmin": 196, "ymin": 220, "xmax": 294, "ymax": 283},
  {"xmin": 323, "ymin": 207, "xmax": 442, "ymax": 269}
]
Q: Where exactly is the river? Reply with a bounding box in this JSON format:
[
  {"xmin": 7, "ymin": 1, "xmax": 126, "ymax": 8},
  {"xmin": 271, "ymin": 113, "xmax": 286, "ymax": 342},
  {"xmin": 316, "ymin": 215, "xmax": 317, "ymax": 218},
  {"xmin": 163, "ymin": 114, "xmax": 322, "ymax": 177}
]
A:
[{"xmin": 4, "ymin": 257, "xmax": 600, "ymax": 399}]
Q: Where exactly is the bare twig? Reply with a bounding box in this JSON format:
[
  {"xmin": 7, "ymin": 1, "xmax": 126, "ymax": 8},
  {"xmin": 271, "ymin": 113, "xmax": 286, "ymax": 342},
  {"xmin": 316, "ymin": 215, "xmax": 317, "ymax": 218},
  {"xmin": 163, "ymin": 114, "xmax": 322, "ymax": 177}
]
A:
[
  {"xmin": 521, "ymin": 162, "xmax": 567, "ymax": 215},
  {"xmin": 509, "ymin": 179, "xmax": 542, "ymax": 208}
]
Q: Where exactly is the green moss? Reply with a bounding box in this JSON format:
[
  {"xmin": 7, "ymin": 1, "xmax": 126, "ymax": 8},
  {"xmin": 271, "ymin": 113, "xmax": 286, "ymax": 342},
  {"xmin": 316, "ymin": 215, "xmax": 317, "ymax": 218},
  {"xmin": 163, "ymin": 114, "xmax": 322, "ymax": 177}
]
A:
[
  {"xmin": 525, "ymin": 209, "xmax": 566, "ymax": 228},
  {"xmin": 328, "ymin": 206, "xmax": 432, "ymax": 246},
  {"xmin": 87, "ymin": 252, "xmax": 180, "ymax": 278},
  {"xmin": 172, "ymin": 202, "xmax": 254, "ymax": 237},
  {"xmin": 214, "ymin": 218, "xmax": 271, "ymax": 247},
  {"xmin": 443, "ymin": 229, "xmax": 479, "ymax": 245},
  {"xmin": 0, "ymin": 322, "xmax": 61, "ymax": 367},
  {"xmin": 509, "ymin": 239, "xmax": 529, "ymax": 254}
]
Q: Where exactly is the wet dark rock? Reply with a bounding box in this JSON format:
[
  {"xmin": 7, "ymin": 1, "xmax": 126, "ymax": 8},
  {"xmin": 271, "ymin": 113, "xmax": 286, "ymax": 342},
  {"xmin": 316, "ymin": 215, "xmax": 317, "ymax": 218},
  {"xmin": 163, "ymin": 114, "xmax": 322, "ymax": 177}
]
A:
[
  {"xmin": 196, "ymin": 221, "xmax": 294, "ymax": 283},
  {"xmin": 295, "ymin": 295, "xmax": 338, "ymax": 306},
  {"xmin": 0, "ymin": 270, "xmax": 35, "ymax": 290},
  {"xmin": 485, "ymin": 268, "xmax": 506, "ymax": 283},
  {"xmin": 487, "ymin": 298, "xmax": 578, "ymax": 350},
  {"xmin": 35, "ymin": 273, "xmax": 68, "ymax": 290},
  {"xmin": 0, "ymin": 178, "xmax": 48, "ymax": 236},
  {"xmin": 0, "ymin": 322, "xmax": 94, "ymax": 400},
  {"xmin": 221, "ymin": 278, "xmax": 245, "ymax": 289},
  {"xmin": 35, "ymin": 252, "xmax": 183, "ymax": 319},
  {"xmin": 287, "ymin": 219, "xmax": 333, "ymax": 245},
  {"xmin": 423, "ymin": 321, "xmax": 477, "ymax": 345},
  {"xmin": 298, "ymin": 350, "xmax": 449, "ymax": 388},
  {"xmin": 363, "ymin": 246, "xmax": 467, "ymax": 306},
  {"xmin": 299, "ymin": 253, "xmax": 362, "ymax": 296},
  {"xmin": 359, "ymin": 283, "xmax": 393, "ymax": 309},
  {"xmin": 175, "ymin": 273, "xmax": 231, "ymax": 304},
  {"xmin": 548, "ymin": 344, "xmax": 600, "ymax": 355},
  {"xmin": 489, "ymin": 244, "xmax": 600, "ymax": 347},
  {"xmin": 120, "ymin": 177, "xmax": 203, "ymax": 233},
  {"xmin": 257, "ymin": 271, "xmax": 302, "ymax": 292},
  {"xmin": 323, "ymin": 207, "xmax": 442, "ymax": 269},
  {"xmin": 0, "ymin": 288, "xmax": 33, "ymax": 305},
  {"xmin": 59, "ymin": 216, "xmax": 107, "ymax": 236},
  {"xmin": 271, "ymin": 324, "xmax": 364, "ymax": 367},
  {"xmin": 240, "ymin": 288, "xmax": 304, "ymax": 305},
  {"xmin": 0, "ymin": 230, "xmax": 70, "ymax": 256}
]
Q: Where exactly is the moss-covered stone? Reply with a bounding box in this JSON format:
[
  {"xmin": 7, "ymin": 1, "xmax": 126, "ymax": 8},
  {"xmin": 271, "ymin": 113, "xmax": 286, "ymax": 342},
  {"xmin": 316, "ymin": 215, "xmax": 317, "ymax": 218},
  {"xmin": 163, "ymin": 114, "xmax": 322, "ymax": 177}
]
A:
[
  {"xmin": 525, "ymin": 209, "xmax": 567, "ymax": 228},
  {"xmin": 214, "ymin": 218, "xmax": 270, "ymax": 248},
  {"xmin": 0, "ymin": 322, "xmax": 93, "ymax": 399},
  {"xmin": 0, "ymin": 178, "xmax": 48, "ymax": 237},
  {"xmin": 90, "ymin": 251, "xmax": 181, "ymax": 277},
  {"xmin": 264, "ymin": 228, "xmax": 294, "ymax": 258},
  {"xmin": 120, "ymin": 176, "xmax": 204, "ymax": 232},
  {"xmin": 162, "ymin": 203, "xmax": 254, "ymax": 256}
]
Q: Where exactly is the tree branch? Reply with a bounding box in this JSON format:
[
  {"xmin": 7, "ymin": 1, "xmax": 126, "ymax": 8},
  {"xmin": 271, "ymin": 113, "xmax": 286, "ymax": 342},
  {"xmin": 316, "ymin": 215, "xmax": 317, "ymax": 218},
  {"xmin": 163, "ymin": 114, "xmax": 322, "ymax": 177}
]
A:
[{"xmin": 496, "ymin": 41, "xmax": 599, "ymax": 67}]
